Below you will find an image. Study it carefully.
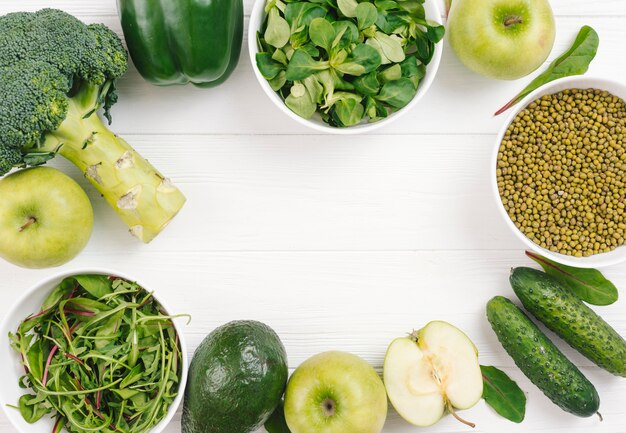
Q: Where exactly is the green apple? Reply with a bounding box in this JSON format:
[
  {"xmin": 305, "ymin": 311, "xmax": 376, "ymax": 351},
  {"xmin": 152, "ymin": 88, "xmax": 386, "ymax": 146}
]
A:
[
  {"xmin": 284, "ymin": 351, "xmax": 387, "ymax": 433},
  {"xmin": 0, "ymin": 167, "xmax": 94, "ymax": 268},
  {"xmin": 447, "ymin": 0, "xmax": 556, "ymax": 80},
  {"xmin": 384, "ymin": 321, "xmax": 483, "ymax": 427}
]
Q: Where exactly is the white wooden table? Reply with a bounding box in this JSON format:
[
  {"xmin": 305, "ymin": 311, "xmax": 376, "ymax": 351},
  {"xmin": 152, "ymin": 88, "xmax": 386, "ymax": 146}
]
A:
[{"xmin": 1, "ymin": 1, "xmax": 625, "ymax": 432}]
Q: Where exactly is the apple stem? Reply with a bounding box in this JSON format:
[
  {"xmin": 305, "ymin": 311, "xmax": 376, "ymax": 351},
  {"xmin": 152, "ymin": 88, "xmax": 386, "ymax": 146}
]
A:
[
  {"xmin": 448, "ymin": 405, "xmax": 476, "ymax": 428},
  {"xmin": 597, "ymin": 412, "xmax": 603, "ymax": 422},
  {"xmin": 504, "ymin": 16, "xmax": 523, "ymax": 27},
  {"xmin": 19, "ymin": 216, "xmax": 37, "ymax": 232}
]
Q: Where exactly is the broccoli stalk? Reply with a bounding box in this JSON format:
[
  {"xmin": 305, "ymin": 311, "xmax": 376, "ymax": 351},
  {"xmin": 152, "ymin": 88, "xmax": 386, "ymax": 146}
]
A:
[
  {"xmin": 39, "ymin": 82, "xmax": 186, "ymax": 242},
  {"xmin": 0, "ymin": 9, "xmax": 185, "ymax": 242}
]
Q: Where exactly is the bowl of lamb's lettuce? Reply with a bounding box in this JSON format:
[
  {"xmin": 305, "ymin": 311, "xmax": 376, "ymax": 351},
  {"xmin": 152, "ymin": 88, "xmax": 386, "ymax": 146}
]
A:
[
  {"xmin": 0, "ymin": 270, "xmax": 189, "ymax": 433},
  {"xmin": 249, "ymin": 0, "xmax": 445, "ymax": 134}
]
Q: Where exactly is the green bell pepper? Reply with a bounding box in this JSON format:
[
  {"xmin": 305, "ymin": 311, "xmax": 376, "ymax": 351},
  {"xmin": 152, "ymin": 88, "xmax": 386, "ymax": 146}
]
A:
[{"xmin": 118, "ymin": 0, "xmax": 243, "ymax": 87}]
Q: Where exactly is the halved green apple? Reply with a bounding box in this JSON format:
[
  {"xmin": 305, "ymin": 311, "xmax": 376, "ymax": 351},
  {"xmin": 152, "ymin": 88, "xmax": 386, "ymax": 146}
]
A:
[{"xmin": 383, "ymin": 321, "xmax": 483, "ymax": 427}]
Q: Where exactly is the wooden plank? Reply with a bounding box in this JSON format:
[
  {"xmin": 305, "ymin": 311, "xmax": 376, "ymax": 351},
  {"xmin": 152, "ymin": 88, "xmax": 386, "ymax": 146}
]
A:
[
  {"xmin": 0, "ymin": 251, "xmax": 624, "ymax": 432},
  {"xmin": 38, "ymin": 133, "xmax": 520, "ymax": 252},
  {"xmin": 0, "ymin": 250, "xmax": 624, "ymax": 367},
  {"xmin": 0, "ymin": 0, "xmax": 623, "ymax": 17}
]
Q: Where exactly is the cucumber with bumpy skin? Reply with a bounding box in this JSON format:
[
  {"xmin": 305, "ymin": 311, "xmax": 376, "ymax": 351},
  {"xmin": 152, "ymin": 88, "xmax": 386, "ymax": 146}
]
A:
[
  {"xmin": 486, "ymin": 296, "xmax": 600, "ymax": 417},
  {"xmin": 511, "ymin": 267, "xmax": 626, "ymax": 377}
]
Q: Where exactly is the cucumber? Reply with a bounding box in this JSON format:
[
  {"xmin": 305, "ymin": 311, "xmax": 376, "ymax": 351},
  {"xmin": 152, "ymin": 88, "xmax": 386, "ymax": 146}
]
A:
[
  {"xmin": 486, "ymin": 296, "xmax": 600, "ymax": 417},
  {"xmin": 511, "ymin": 267, "xmax": 626, "ymax": 377}
]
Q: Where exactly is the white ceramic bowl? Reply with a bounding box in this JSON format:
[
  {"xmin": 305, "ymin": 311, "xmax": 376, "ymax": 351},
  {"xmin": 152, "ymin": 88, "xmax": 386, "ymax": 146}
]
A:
[
  {"xmin": 248, "ymin": 0, "xmax": 443, "ymax": 134},
  {"xmin": 492, "ymin": 76, "xmax": 626, "ymax": 268},
  {"xmin": 0, "ymin": 269, "xmax": 189, "ymax": 433}
]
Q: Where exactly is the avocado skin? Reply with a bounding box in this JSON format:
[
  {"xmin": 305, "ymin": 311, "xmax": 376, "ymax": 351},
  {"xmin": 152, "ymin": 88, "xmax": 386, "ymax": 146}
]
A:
[
  {"xmin": 182, "ymin": 320, "xmax": 288, "ymax": 433},
  {"xmin": 511, "ymin": 267, "xmax": 626, "ymax": 377},
  {"xmin": 486, "ymin": 296, "xmax": 600, "ymax": 417}
]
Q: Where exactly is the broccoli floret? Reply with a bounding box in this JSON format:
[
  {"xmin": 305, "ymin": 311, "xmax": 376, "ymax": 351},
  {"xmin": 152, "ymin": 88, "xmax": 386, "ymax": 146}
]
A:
[{"xmin": 0, "ymin": 9, "xmax": 185, "ymax": 242}]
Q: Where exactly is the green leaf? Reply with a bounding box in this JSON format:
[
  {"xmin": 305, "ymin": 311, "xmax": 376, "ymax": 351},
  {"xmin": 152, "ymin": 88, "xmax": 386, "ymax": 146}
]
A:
[
  {"xmin": 26, "ymin": 339, "xmax": 44, "ymax": 382},
  {"xmin": 526, "ymin": 251, "xmax": 618, "ymax": 305},
  {"xmin": 365, "ymin": 95, "xmax": 388, "ymax": 121},
  {"xmin": 481, "ymin": 365, "xmax": 526, "ymax": 423},
  {"xmin": 265, "ymin": 401, "xmax": 291, "ymax": 433},
  {"xmin": 303, "ymin": 75, "xmax": 324, "ymax": 104},
  {"xmin": 332, "ymin": 97, "xmax": 365, "ymax": 127},
  {"xmin": 42, "ymin": 277, "xmax": 75, "ymax": 310},
  {"xmin": 285, "ymin": 3, "xmax": 326, "ymax": 28},
  {"xmin": 332, "ymin": 20, "xmax": 359, "ymax": 49},
  {"xmin": 18, "ymin": 394, "xmax": 52, "ymax": 424},
  {"xmin": 265, "ymin": 7, "xmax": 291, "ymax": 48},
  {"xmin": 399, "ymin": 55, "xmax": 424, "ymax": 88},
  {"xmin": 379, "ymin": 63, "xmax": 402, "ymax": 83},
  {"xmin": 374, "ymin": 32, "xmax": 405, "ymax": 63},
  {"xmin": 375, "ymin": 78, "xmax": 416, "ymax": 109},
  {"xmin": 334, "ymin": 44, "xmax": 382, "ymax": 76},
  {"xmin": 337, "ymin": 0, "xmax": 359, "ymax": 17},
  {"xmin": 285, "ymin": 49, "xmax": 330, "ymax": 81},
  {"xmin": 356, "ymin": 2, "xmax": 378, "ymax": 30},
  {"xmin": 353, "ymin": 71, "xmax": 381, "ymax": 96},
  {"xmin": 309, "ymin": 17, "xmax": 335, "ymax": 51},
  {"xmin": 426, "ymin": 24, "xmax": 445, "ymax": 43},
  {"xmin": 495, "ymin": 25, "xmax": 599, "ymax": 115},
  {"xmin": 269, "ymin": 70, "xmax": 287, "ymax": 91},
  {"xmin": 74, "ymin": 274, "xmax": 113, "ymax": 299},
  {"xmin": 285, "ymin": 83, "xmax": 317, "ymax": 119}
]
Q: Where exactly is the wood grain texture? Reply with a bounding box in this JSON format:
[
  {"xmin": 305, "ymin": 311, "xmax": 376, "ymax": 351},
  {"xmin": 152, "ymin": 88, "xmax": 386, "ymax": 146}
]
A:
[{"xmin": 0, "ymin": 1, "xmax": 625, "ymax": 433}]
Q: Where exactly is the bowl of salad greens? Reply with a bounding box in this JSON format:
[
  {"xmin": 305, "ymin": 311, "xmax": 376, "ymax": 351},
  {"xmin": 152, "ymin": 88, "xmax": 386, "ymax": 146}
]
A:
[
  {"xmin": 0, "ymin": 269, "xmax": 189, "ymax": 433},
  {"xmin": 249, "ymin": 0, "xmax": 445, "ymax": 133}
]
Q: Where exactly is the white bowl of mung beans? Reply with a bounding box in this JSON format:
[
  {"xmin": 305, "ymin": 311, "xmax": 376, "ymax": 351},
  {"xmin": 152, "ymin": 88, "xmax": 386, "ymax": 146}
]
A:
[{"xmin": 493, "ymin": 76, "xmax": 626, "ymax": 268}]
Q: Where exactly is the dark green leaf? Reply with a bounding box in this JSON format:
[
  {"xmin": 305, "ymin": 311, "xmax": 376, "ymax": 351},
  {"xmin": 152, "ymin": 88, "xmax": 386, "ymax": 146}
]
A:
[
  {"xmin": 353, "ymin": 71, "xmax": 381, "ymax": 96},
  {"xmin": 285, "ymin": 3, "xmax": 327, "ymax": 28},
  {"xmin": 74, "ymin": 274, "xmax": 112, "ymax": 299},
  {"xmin": 481, "ymin": 365, "xmax": 526, "ymax": 423},
  {"xmin": 495, "ymin": 26, "xmax": 599, "ymax": 115},
  {"xmin": 286, "ymin": 49, "xmax": 330, "ymax": 81},
  {"xmin": 265, "ymin": 401, "xmax": 291, "ymax": 433},
  {"xmin": 334, "ymin": 44, "xmax": 382, "ymax": 76},
  {"xmin": 365, "ymin": 95, "xmax": 388, "ymax": 120},
  {"xmin": 332, "ymin": 20, "xmax": 359, "ymax": 49},
  {"xmin": 426, "ymin": 24, "xmax": 445, "ymax": 43},
  {"xmin": 526, "ymin": 251, "xmax": 618, "ymax": 305},
  {"xmin": 375, "ymin": 78, "xmax": 416, "ymax": 108}
]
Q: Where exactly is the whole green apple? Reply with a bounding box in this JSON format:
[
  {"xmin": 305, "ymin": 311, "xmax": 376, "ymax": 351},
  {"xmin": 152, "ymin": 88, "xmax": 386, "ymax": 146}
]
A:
[
  {"xmin": 448, "ymin": 0, "xmax": 556, "ymax": 80},
  {"xmin": 284, "ymin": 351, "xmax": 387, "ymax": 433},
  {"xmin": 0, "ymin": 167, "xmax": 94, "ymax": 268}
]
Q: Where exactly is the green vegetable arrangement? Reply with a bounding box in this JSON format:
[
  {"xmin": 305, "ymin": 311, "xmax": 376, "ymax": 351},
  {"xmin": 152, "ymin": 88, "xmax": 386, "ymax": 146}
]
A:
[
  {"xmin": 0, "ymin": 9, "xmax": 186, "ymax": 243},
  {"xmin": 256, "ymin": 0, "xmax": 445, "ymax": 127},
  {"xmin": 9, "ymin": 275, "xmax": 185, "ymax": 433}
]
